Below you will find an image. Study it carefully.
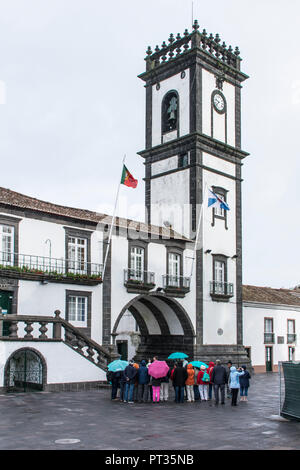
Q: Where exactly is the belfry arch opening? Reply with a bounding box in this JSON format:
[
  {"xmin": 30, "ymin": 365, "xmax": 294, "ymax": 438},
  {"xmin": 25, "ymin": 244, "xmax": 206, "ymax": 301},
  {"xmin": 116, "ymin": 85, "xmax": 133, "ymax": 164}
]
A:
[{"xmin": 113, "ymin": 293, "xmax": 195, "ymax": 362}]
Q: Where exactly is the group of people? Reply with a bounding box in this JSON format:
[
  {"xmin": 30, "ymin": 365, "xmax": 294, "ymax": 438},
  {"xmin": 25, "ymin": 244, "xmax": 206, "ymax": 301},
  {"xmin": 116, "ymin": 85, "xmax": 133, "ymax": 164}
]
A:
[{"xmin": 106, "ymin": 357, "xmax": 251, "ymax": 407}]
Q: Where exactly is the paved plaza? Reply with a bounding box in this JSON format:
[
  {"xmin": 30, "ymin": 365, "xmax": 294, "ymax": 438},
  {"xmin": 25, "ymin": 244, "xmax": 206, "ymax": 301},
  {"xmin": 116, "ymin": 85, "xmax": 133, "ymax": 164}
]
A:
[{"xmin": 0, "ymin": 373, "xmax": 299, "ymax": 450}]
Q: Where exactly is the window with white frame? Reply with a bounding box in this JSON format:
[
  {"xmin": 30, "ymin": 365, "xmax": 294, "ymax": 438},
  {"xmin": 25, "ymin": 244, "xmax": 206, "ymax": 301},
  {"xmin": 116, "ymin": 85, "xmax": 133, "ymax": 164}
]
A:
[
  {"xmin": 168, "ymin": 252, "xmax": 181, "ymax": 287},
  {"xmin": 130, "ymin": 246, "xmax": 144, "ymax": 281},
  {"xmin": 211, "ymin": 187, "xmax": 228, "ymax": 229},
  {"xmin": 214, "ymin": 260, "xmax": 225, "ymax": 294},
  {"xmin": 288, "ymin": 320, "xmax": 295, "ymax": 334},
  {"xmin": 68, "ymin": 237, "xmax": 87, "ymax": 273},
  {"xmin": 0, "ymin": 225, "xmax": 14, "ymax": 265},
  {"xmin": 68, "ymin": 296, "xmax": 87, "ymax": 326}
]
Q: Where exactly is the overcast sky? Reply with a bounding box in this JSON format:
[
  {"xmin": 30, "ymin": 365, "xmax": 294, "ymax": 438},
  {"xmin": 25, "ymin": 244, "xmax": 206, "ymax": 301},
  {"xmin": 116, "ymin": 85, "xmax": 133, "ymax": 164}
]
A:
[{"xmin": 0, "ymin": 0, "xmax": 299, "ymax": 289}]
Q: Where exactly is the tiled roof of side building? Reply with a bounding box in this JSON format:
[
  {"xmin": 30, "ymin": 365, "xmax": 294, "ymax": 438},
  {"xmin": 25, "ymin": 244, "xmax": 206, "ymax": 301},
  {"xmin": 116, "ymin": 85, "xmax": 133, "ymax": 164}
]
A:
[
  {"xmin": 0, "ymin": 186, "xmax": 190, "ymax": 241},
  {"xmin": 242, "ymin": 285, "xmax": 300, "ymax": 307}
]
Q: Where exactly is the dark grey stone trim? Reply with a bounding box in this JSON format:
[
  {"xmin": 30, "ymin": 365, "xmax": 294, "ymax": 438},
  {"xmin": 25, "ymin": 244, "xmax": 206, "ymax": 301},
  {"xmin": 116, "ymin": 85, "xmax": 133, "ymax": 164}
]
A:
[
  {"xmin": 138, "ymin": 47, "xmax": 248, "ymax": 86},
  {"xmin": 235, "ymin": 85, "xmax": 241, "ymax": 149},
  {"xmin": 145, "ymin": 161, "xmax": 241, "ymax": 183},
  {"xmin": 65, "ymin": 289, "xmax": 92, "ymax": 338},
  {"xmin": 236, "ymin": 163, "xmax": 243, "ymax": 345},
  {"xmin": 0, "ymin": 205, "xmax": 99, "ymax": 231},
  {"xmin": 145, "ymin": 162, "xmax": 151, "ymax": 224},
  {"xmin": 194, "ymin": 149, "xmax": 203, "ymax": 345},
  {"xmin": 145, "ymin": 82, "xmax": 152, "ymax": 149},
  {"xmin": 102, "ymin": 238, "xmax": 111, "ymax": 345},
  {"xmin": 189, "ymin": 63, "xmax": 202, "ymax": 133},
  {"xmin": 157, "ymin": 295, "xmax": 195, "ymax": 337},
  {"xmin": 45, "ymin": 381, "xmax": 107, "ymax": 392},
  {"xmin": 139, "ymin": 132, "xmax": 249, "ymax": 163},
  {"xmin": 128, "ymin": 305, "xmax": 149, "ymax": 337},
  {"xmin": 138, "ymin": 297, "xmax": 170, "ymax": 336}
]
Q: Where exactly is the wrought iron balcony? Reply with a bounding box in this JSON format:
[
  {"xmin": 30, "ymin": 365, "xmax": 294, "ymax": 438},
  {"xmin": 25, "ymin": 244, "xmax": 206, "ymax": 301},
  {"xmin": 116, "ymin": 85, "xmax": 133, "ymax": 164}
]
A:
[
  {"xmin": 124, "ymin": 269, "xmax": 155, "ymax": 293},
  {"xmin": 287, "ymin": 334, "xmax": 297, "ymax": 344},
  {"xmin": 264, "ymin": 333, "xmax": 275, "ymax": 344},
  {"xmin": 210, "ymin": 281, "xmax": 234, "ymax": 301},
  {"xmin": 162, "ymin": 275, "xmax": 191, "ymax": 298},
  {"xmin": 0, "ymin": 251, "xmax": 103, "ymax": 285}
]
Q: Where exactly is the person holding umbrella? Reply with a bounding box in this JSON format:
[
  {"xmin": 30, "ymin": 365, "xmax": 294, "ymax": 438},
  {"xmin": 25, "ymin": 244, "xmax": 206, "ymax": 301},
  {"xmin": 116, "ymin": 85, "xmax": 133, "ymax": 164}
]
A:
[
  {"xmin": 148, "ymin": 360, "xmax": 170, "ymax": 404},
  {"xmin": 172, "ymin": 361, "xmax": 188, "ymax": 404},
  {"xmin": 123, "ymin": 360, "xmax": 138, "ymax": 404}
]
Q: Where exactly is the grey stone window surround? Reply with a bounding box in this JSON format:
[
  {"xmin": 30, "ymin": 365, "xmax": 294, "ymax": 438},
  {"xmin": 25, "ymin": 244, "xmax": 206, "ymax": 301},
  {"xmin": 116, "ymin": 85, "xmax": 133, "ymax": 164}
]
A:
[
  {"xmin": 212, "ymin": 253, "xmax": 228, "ymax": 284},
  {"xmin": 127, "ymin": 239, "xmax": 149, "ymax": 282},
  {"xmin": 211, "ymin": 186, "xmax": 229, "ymax": 230},
  {"xmin": 166, "ymin": 244, "xmax": 184, "ymax": 279},
  {"xmin": 65, "ymin": 289, "xmax": 92, "ymax": 337},
  {"xmin": 161, "ymin": 90, "xmax": 180, "ymax": 143},
  {"xmin": 64, "ymin": 226, "xmax": 92, "ymax": 275}
]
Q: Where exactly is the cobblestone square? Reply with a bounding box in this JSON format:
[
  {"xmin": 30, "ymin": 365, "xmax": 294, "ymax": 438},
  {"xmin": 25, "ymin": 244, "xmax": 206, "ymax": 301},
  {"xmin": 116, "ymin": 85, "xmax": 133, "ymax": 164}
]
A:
[{"xmin": 0, "ymin": 373, "xmax": 299, "ymax": 450}]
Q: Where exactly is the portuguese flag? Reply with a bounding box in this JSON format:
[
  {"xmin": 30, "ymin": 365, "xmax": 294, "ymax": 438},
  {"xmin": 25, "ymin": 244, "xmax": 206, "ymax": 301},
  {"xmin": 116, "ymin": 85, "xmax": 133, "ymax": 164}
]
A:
[{"xmin": 121, "ymin": 165, "xmax": 138, "ymax": 188}]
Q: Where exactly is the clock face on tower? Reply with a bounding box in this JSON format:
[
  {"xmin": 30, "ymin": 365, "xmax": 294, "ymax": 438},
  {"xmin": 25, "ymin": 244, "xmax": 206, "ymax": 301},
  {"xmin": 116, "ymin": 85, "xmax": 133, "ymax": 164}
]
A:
[{"xmin": 212, "ymin": 91, "xmax": 226, "ymax": 114}]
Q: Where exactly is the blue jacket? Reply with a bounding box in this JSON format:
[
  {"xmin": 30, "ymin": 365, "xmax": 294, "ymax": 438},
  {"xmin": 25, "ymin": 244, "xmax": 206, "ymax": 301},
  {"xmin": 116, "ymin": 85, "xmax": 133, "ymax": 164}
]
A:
[
  {"xmin": 239, "ymin": 366, "xmax": 251, "ymax": 388},
  {"xmin": 137, "ymin": 360, "xmax": 150, "ymax": 385},
  {"xmin": 229, "ymin": 366, "xmax": 244, "ymax": 389}
]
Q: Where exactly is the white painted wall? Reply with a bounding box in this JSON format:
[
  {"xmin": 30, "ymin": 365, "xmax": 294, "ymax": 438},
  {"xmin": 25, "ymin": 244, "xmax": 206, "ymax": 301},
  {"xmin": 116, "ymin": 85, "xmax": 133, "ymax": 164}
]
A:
[
  {"xmin": 202, "ymin": 167, "xmax": 237, "ymax": 344},
  {"xmin": 0, "ymin": 341, "xmax": 106, "ymax": 387},
  {"xmin": 243, "ymin": 303, "xmax": 300, "ymax": 369}
]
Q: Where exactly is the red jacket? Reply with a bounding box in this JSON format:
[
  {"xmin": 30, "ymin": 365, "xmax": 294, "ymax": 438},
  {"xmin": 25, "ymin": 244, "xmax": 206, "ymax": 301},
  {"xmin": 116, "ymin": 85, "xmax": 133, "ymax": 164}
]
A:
[
  {"xmin": 207, "ymin": 362, "xmax": 215, "ymax": 385},
  {"xmin": 196, "ymin": 370, "xmax": 209, "ymax": 385}
]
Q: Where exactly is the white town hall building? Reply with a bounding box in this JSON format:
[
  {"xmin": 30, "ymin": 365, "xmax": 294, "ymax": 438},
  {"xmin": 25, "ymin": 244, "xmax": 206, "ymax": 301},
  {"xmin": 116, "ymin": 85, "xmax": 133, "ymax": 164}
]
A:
[{"xmin": 0, "ymin": 21, "xmax": 298, "ymax": 392}]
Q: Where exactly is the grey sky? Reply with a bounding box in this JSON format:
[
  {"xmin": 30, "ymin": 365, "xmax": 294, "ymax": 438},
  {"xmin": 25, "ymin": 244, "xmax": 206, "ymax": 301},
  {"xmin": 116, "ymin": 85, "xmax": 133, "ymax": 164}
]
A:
[{"xmin": 0, "ymin": 0, "xmax": 299, "ymax": 289}]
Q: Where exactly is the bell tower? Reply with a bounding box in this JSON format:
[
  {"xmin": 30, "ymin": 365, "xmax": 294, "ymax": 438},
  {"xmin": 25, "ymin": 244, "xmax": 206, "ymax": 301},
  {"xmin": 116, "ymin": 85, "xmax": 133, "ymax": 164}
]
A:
[{"xmin": 138, "ymin": 20, "xmax": 251, "ymax": 364}]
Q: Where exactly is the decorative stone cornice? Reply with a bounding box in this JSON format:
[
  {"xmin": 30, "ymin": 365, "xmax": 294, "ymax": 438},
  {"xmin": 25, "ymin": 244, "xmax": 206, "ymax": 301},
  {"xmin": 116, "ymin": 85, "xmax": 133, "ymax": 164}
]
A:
[{"xmin": 139, "ymin": 20, "xmax": 248, "ymax": 84}]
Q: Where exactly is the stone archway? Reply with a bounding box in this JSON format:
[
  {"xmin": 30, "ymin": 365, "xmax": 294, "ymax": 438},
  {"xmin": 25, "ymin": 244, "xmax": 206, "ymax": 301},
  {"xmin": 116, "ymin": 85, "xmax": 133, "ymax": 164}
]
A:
[
  {"xmin": 4, "ymin": 347, "xmax": 47, "ymax": 392},
  {"xmin": 113, "ymin": 293, "xmax": 195, "ymax": 362}
]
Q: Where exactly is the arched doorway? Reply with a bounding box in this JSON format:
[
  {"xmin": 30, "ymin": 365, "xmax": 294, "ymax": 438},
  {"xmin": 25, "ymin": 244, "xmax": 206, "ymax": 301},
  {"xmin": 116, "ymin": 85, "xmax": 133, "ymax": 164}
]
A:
[
  {"xmin": 4, "ymin": 348, "xmax": 47, "ymax": 392},
  {"xmin": 113, "ymin": 293, "xmax": 195, "ymax": 362}
]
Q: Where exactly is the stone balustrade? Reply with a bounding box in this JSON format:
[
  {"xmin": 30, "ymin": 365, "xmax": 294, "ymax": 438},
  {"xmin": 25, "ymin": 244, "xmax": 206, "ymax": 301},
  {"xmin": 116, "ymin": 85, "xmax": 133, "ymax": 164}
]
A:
[
  {"xmin": 144, "ymin": 20, "xmax": 241, "ymax": 72},
  {"xmin": 0, "ymin": 310, "xmax": 118, "ymax": 371}
]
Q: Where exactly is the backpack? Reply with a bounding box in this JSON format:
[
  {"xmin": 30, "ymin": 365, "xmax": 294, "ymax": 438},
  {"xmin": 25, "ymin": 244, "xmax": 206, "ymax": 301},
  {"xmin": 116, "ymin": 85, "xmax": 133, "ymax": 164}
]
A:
[{"xmin": 202, "ymin": 371, "xmax": 210, "ymax": 382}]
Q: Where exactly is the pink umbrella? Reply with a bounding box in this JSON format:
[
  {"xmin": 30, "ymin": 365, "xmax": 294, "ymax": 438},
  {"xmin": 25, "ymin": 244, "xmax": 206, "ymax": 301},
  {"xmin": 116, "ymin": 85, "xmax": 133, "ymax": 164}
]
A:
[{"xmin": 148, "ymin": 360, "xmax": 170, "ymax": 379}]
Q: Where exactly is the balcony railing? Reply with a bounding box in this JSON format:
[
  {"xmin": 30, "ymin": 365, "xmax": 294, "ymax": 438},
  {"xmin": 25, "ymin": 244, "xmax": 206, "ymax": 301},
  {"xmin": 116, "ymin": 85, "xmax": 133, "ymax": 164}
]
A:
[
  {"xmin": 124, "ymin": 269, "xmax": 155, "ymax": 293},
  {"xmin": 264, "ymin": 333, "xmax": 275, "ymax": 344},
  {"xmin": 287, "ymin": 334, "xmax": 297, "ymax": 344},
  {"xmin": 0, "ymin": 251, "xmax": 103, "ymax": 284},
  {"xmin": 210, "ymin": 281, "xmax": 234, "ymax": 300},
  {"xmin": 162, "ymin": 275, "xmax": 191, "ymax": 297}
]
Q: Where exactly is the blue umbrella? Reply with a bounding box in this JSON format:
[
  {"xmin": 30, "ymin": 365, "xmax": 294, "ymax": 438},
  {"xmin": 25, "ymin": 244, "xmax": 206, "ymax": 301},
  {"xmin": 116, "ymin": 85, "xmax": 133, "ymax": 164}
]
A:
[
  {"xmin": 168, "ymin": 352, "xmax": 189, "ymax": 360},
  {"xmin": 107, "ymin": 359, "xmax": 128, "ymax": 372},
  {"xmin": 189, "ymin": 361, "xmax": 208, "ymax": 369}
]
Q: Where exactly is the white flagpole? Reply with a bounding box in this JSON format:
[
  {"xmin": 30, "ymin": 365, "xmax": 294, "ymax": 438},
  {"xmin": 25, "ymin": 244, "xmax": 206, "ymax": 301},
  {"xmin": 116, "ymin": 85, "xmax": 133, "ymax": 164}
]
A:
[
  {"xmin": 102, "ymin": 154, "xmax": 126, "ymax": 280},
  {"xmin": 190, "ymin": 182, "xmax": 208, "ymax": 279}
]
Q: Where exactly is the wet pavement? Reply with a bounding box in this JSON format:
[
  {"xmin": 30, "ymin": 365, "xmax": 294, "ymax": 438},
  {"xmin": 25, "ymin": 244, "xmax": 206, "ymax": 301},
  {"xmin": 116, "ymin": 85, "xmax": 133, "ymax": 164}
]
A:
[{"xmin": 0, "ymin": 373, "xmax": 300, "ymax": 450}]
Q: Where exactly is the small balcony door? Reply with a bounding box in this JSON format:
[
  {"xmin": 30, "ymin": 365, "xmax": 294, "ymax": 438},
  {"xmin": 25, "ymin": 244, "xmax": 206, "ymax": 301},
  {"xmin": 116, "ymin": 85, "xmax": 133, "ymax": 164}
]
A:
[
  {"xmin": 68, "ymin": 237, "xmax": 87, "ymax": 274},
  {"xmin": 0, "ymin": 225, "xmax": 14, "ymax": 266},
  {"xmin": 130, "ymin": 247, "xmax": 144, "ymax": 281},
  {"xmin": 266, "ymin": 346, "xmax": 273, "ymax": 372},
  {"xmin": 214, "ymin": 260, "xmax": 225, "ymax": 294},
  {"xmin": 168, "ymin": 253, "xmax": 180, "ymax": 287}
]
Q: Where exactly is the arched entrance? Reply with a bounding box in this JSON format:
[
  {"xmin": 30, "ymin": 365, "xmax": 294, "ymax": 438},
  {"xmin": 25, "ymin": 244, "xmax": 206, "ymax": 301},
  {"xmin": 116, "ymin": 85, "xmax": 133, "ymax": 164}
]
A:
[
  {"xmin": 4, "ymin": 348, "xmax": 47, "ymax": 392},
  {"xmin": 113, "ymin": 293, "xmax": 195, "ymax": 362}
]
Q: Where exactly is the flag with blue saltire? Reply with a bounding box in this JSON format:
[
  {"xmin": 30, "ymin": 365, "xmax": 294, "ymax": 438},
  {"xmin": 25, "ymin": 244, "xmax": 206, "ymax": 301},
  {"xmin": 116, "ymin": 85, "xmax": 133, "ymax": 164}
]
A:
[{"xmin": 208, "ymin": 188, "xmax": 230, "ymax": 211}]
